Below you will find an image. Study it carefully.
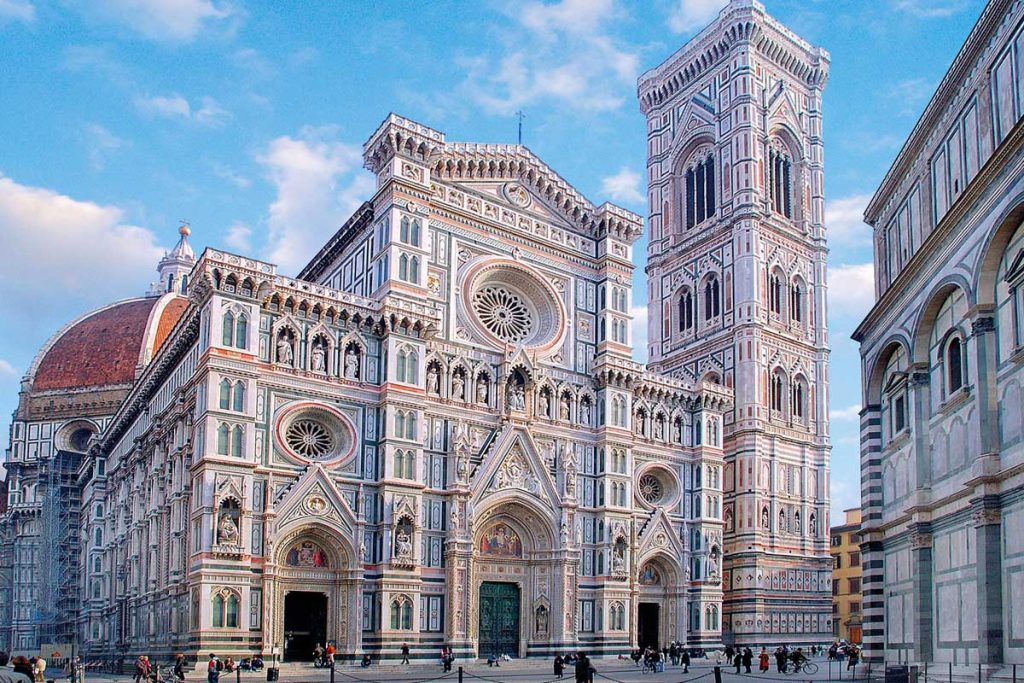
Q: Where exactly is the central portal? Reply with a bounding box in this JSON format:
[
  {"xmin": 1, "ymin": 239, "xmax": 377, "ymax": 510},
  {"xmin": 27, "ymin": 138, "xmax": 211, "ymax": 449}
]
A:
[
  {"xmin": 284, "ymin": 591, "xmax": 328, "ymax": 661},
  {"xmin": 638, "ymin": 603, "xmax": 660, "ymax": 650},
  {"xmin": 478, "ymin": 581, "xmax": 520, "ymax": 658}
]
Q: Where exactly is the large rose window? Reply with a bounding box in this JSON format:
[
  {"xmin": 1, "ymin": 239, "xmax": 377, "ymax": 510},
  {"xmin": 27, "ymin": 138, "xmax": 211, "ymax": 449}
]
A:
[
  {"xmin": 462, "ymin": 258, "xmax": 566, "ymax": 352},
  {"xmin": 274, "ymin": 402, "xmax": 356, "ymax": 465},
  {"xmin": 472, "ymin": 286, "xmax": 535, "ymax": 344},
  {"xmin": 638, "ymin": 474, "xmax": 664, "ymax": 504}
]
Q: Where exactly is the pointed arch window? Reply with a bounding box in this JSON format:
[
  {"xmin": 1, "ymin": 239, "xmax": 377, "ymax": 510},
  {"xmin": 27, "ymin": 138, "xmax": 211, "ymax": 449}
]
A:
[
  {"xmin": 768, "ymin": 271, "xmax": 783, "ymax": 315},
  {"xmin": 768, "ymin": 145, "xmax": 793, "ymax": 219},
  {"xmin": 790, "ymin": 280, "xmax": 804, "ymax": 323},
  {"xmin": 219, "ymin": 379, "xmax": 231, "ymax": 410},
  {"xmin": 678, "ymin": 288, "xmax": 694, "ymax": 332},
  {"xmin": 685, "ymin": 152, "xmax": 716, "ymax": 229},
  {"xmin": 770, "ymin": 372, "xmax": 785, "ymax": 413},
  {"xmin": 231, "ymin": 425, "xmax": 244, "ymax": 458},
  {"xmin": 217, "ymin": 423, "xmax": 230, "ymax": 455},
  {"xmin": 703, "ymin": 276, "xmax": 721, "ymax": 320},
  {"xmin": 222, "ymin": 311, "xmax": 235, "ymax": 346},
  {"xmin": 235, "ymin": 314, "xmax": 248, "ymax": 348},
  {"xmin": 233, "ymin": 381, "xmax": 245, "ymax": 412},
  {"xmin": 791, "ymin": 378, "xmax": 806, "ymax": 420}
]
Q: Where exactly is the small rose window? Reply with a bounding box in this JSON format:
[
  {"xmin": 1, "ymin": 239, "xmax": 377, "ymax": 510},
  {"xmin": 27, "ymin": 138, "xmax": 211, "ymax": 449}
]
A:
[
  {"xmin": 285, "ymin": 419, "xmax": 335, "ymax": 459},
  {"xmin": 275, "ymin": 403, "xmax": 356, "ymax": 465},
  {"xmin": 638, "ymin": 474, "xmax": 663, "ymax": 504},
  {"xmin": 472, "ymin": 286, "xmax": 535, "ymax": 344}
]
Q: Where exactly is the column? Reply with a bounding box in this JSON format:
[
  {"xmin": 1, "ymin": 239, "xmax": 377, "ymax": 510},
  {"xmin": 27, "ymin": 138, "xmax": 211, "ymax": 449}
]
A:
[
  {"xmin": 972, "ymin": 499, "xmax": 1004, "ymax": 664},
  {"xmin": 908, "ymin": 523, "xmax": 933, "ymax": 663}
]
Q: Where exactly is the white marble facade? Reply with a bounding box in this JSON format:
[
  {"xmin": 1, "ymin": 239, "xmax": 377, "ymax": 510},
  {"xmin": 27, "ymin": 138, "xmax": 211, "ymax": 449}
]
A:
[{"xmin": 855, "ymin": 0, "xmax": 1024, "ymax": 670}]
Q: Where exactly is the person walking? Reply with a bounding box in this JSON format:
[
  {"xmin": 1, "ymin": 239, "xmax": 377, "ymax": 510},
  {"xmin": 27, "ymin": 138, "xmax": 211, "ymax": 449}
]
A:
[
  {"xmin": 173, "ymin": 654, "xmax": 186, "ymax": 681},
  {"xmin": 774, "ymin": 647, "xmax": 786, "ymax": 673},
  {"xmin": 759, "ymin": 647, "xmax": 770, "ymax": 673},
  {"xmin": 743, "ymin": 647, "xmax": 753, "ymax": 673},
  {"xmin": 30, "ymin": 657, "xmax": 44, "ymax": 683},
  {"xmin": 207, "ymin": 653, "xmax": 221, "ymax": 683},
  {"xmin": 401, "ymin": 643, "xmax": 410, "ymax": 665},
  {"xmin": 681, "ymin": 649, "xmax": 691, "ymax": 674},
  {"xmin": 574, "ymin": 652, "xmax": 594, "ymax": 683},
  {"xmin": 734, "ymin": 651, "xmax": 742, "ymax": 674},
  {"xmin": 133, "ymin": 656, "xmax": 150, "ymax": 683},
  {"xmin": 554, "ymin": 654, "xmax": 565, "ymax": 679},
  {"xmin": 847, "ymin": 645, "xmax": 860, "ymax": 671}
]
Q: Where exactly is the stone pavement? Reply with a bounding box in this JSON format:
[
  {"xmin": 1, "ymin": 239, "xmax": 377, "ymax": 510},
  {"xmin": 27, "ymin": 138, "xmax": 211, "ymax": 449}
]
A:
[{"xmin": 67, "ymin": 657, "xmax": 873, "ymax": 683}]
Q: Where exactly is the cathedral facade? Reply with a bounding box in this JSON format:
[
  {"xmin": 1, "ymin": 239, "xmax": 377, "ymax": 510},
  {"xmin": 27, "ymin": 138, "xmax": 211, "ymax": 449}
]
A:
[{"xmin": 1, "ymin": 0, "xmax": 833, "ymax": 662}]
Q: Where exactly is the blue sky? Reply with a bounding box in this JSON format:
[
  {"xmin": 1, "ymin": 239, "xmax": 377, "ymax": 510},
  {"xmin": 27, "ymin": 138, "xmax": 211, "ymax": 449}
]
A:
[{"xmin": 0, "ymin": 0, "xmax": 987, "ymax": 515}]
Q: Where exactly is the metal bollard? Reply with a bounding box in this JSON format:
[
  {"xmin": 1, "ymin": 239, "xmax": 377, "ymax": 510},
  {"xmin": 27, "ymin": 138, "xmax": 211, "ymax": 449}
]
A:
[
  {"xmin": 330, "ymin": 660, "xmax": 335, "ymax": 683},
  {"xmin": 714, "ymin": 665, "xmax": 722, "ymax": 683},
  {"xmin": 459, "ymin": 665, "xmax": 464, "ymax": 683},
  {"xmin": 237, "ymin": 665, "xmax": 241, "ymax": 683}
]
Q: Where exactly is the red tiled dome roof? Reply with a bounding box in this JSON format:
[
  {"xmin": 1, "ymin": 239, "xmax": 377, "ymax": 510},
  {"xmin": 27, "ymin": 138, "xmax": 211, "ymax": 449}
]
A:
[{"xmin": 32, "ymin": 295, "xmax": 188, "ymax": 392}]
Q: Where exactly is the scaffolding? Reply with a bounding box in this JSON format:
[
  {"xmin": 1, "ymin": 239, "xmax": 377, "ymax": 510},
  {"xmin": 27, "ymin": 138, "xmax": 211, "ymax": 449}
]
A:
[{"xmin": 37, "ymin": 449, "xmax": 82, "ymax": 648}]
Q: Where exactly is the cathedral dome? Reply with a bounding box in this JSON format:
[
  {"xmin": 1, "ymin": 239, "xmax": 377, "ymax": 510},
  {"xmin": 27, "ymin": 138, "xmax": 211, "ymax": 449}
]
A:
[{"xmin": 28, "ymin": 293, "xmax": 189, "ymax": 392}]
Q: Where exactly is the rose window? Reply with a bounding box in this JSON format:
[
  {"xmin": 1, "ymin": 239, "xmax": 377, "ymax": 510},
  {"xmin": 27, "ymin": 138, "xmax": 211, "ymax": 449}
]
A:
[
  {"xmin": 275, "ymin": 403, "xmax": 356, "ymax": 465},
  {"xmin": 638, "ymin": 474, "xmax": 664, "ymax": 504},
  {"xmin": 472, "ymin": 286, "xmax": 535, "ymax": 343},
  {"xmin": 285, "ymin": 419, "xmax": 335, "ymax": 459}
]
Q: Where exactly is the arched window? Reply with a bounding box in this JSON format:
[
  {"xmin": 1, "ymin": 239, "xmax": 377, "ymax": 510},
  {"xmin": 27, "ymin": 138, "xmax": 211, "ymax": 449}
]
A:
[
  {"xmin": 409, "ymin": 256, "xmax": 420, "ymax": 283},
  {"xmin": 397, "ymin": 349, "xmax": 409, "ymax": 382},
  {"xmin": 400, "ymin": 216, "xmax": 411, "ymax": 244},
  {"xmin": 394, "ymin": 412, "xmax": 406, "ymax": 438},
  {"xmin": 770, "ymin": 372, "xmax": 785, "ymax": 413},
  {"xmin": 391, "ymin": 597, "xmax": 413, "ymax": 630},
  {"xmin": 685, "ymin": 152, "xmax": 716, "ymax": 229},
  {"xmin": 217, "ymin": 423, "xmax": 230, "ymax": 455},
  {"xmin": 881, "ymin": 346, "xmax": 909, "ymax": 441},
  {"xmin": 219, "ymin": 379, "xmax": 231, "ymax": 410},
  {"xmin": 411, "ymin": 219, "xmax": 421, "ymax": 247},
  {"xmin": 398, "ymin": 253, "xmax": 409, "ymax": 281},
  {"xmin": 703, "ymin": 276, "xmax": 721, "ymax": 320},
  {"xmin": 792, "ymin": 378, "xmax": 806, "ymax": 420},
  {"xmin": 231, "ymin": 425, "xmax": 243, "ymax": 458},
  {"xmin": 226, "ymin": 593, "xmax": 239, "ymax": 628},
  {"xmin": 93, "ymin": 555, "xmax": 102, "ymax": 573},
  {"xmin": 947, "ymin": 336, "xmax": 964, "ymax": 393},
  {"xmin": 768, "ymin": 144, "xmax": 793, "ymax": 218},
  {"xmin": 235, "ymin": 314, "xmax": 248, "ymax": 348},
  {"xmin": 768, "ymin": 271, "xmax": 783, "ymax": 315},
  {"xmin": 212, "ymin": 593, "xmax": 224, "ymax": 627},
  {"xmin": 233, "ymin": 381, "xmax": 245, "ymax": 412},
  {"xmin": 222, "ymin": 311, "xmax": 235, "ymax": 346},
  {"xmin": 93, "ymin": 527, "xmax": 102, "ymax": 547},
  {"xmin": 678, "ymin": 288, "xmax": 694, "ymax": 332},
  {"xmin": 790, "ymin": 279, "xmax": 804, "ymax": 323}
]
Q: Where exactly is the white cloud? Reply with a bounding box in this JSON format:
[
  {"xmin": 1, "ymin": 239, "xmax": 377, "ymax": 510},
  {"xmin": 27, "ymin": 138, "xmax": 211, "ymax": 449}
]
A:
[
  {"xmin": 669, "ymin": 0, "xmax": 727, "ymax": 34},
  {"xmin": 211, "ymin": 162, "xmax": 251, "ymax": 189},
  {"xmin": 258, "ymin": 127, "xmax": 373, "ymax": 274},
  {"xmin": 135, "ymin": 94, "xmax": 230, "ymax": 126},
  {"xmin": 631, "ymin": 305, "xmax": 648, "ymax": 363},
  {"xmin": 224, "ymin": 221, "xmax": 252, "ymax": 253},
  {"xmin": 893, "ymin": 0, "xmax": 968, "ymax": 18},
  {"xmin": 829, "ymin": 262, "xmax": 875, "ymax": 320},
  {"xmin": 82, "ymin": 123, "xmax": 127, "ymax": 171},
  {"xmin": 462, "ymin": 0, "xmax": 639, "ymax": 114},
  {"xmin": 0, "ymin": 175, "xmax": 165, "ymax": 317},
  {"xmin": 0, "ymin": 359, "xmax": 18, "ymax": 379},
  {"xmin": 70, "ymin": 0, "xmax": 233, "ymax": 42},
  {"xmin": 887, "ymin": 77, "xmax": 934, "ymax": 117},
  {"xmin": 0, "ymin": 0, "xmax": 35, "ymax": 23},
  {"xmin": 825, "ymin": 194, "xmax": 873, "ymax": 246},
  {"xmin": 601, "ymin": 167, "xmax": 645, "ymax": 206},
  {"xmin": 831, "ymin": 404, "xmax": 862, "ymax": 422}
]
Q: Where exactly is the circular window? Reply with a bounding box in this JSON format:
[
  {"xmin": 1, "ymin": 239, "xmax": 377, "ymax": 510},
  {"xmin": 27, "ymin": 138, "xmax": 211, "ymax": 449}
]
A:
[
  {"xmin": 638, "ymin": 474, "xmax": 663, "ymax": 504},
  {"xmin": 472, "ymin": 286, "xmax": 534, "ymax": 344},
  {"xmin": 635, "ymin": 464, "xmax": 681, "ymax": 510},
  {"xmin": 462, "ymin": 259, "xmax": 566, "ymax": 351},
  {"xmin": 274, "ymin": 403, "xmax": 356, "ymax": 465},
  {"xmin": 285, "ymin": 419, "xmax": 335, "ymax": 459},
  {"xmin": 56, "ymin": 420, "xmax": 98, "ymax": 453}
]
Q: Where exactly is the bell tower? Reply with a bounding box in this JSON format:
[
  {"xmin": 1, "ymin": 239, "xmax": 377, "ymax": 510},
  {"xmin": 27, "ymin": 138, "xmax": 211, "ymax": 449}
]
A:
[{"xmin": 639, "ymin": 0, "xmax": 832, "ymax": 645}]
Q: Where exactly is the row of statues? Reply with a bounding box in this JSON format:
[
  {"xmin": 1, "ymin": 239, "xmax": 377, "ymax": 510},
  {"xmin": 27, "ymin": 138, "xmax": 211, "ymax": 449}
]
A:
[
  {"xmin": 275, "ymin": 335, "xmax": 362, "ymax": 379},
  {"xmin": 427, "ymin": 366, "xmax": 489, "ymax": 404}
]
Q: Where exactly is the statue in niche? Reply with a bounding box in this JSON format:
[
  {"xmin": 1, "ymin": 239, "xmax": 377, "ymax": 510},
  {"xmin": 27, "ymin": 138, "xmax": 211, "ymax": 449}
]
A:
[
  {"xmin": 395, "ymin": 529, "xmax": 413, "ymax": 560},
  {"xmin": 559, "ymin": 395, "xmax": 570, "ymax": 421},
  {"xmin": 452, "ymin": 372, "xmax": 465, "ymax": 401},
  {"xmin": 344, "ymin": 346, "xmax": 360, "ymax": 379},
  {"xmin": 276, "ymin": 337, "xmax": 293, "ymax": 365},
  {"xmin": 560, "ymin": 521, "xmax": 570, "ymax": 545},
  {"xmin": 311, "ymin": 342, "xmax": 326, "ymax": 372},
  {"xmin": 654, "ymin": 419, "xmax": 664, "ymax": 440},
  {"xmin": 427, "ymin": 366, "xmax": 440, "ymax": 395},
  {"xmin": 535, "ymin": 605, "xmax": 549, "ymax": 635},
  {"xmin": 450, "ymin": 505, "xmax": 460, "ymax": 531},
  {"xmin": 762, "ymin": 508, "xmax": 770, "ymax": 530},
  {"xmin": 581, "ymin": 401, "xmax": 591, "ymax": 425},
  {"xmin": 217, "ymin": 512, "xmax": 239, "ymax": 544},
  {"xmin": 708, "ymin": 550, "xmax": 720, "ymax": 579},
  {"xmin": 539, "ymin": 392, "xmax": 550, "ymax": 417},
  {"xmin": 612, "ymin": 545, "xmax": 626, "ymax": 574},
  {"xmin": 476, "ymin": 377, "xmax": 489, "ymax": 404},
  {"xmin": 507, "ymin": 382, "xmax": 525, "ymax": 411},
  {"xmin": 675, "ymin": 420, "xmax": 684, "ymax": 443}
]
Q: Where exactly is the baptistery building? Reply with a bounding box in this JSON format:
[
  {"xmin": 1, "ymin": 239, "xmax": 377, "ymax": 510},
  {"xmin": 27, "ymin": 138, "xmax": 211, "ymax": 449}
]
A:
[
  {"xmin": 0, "ymin": 0, "xmax": 835, "ymax": 662},
  {"xmin": 855, "ymin": 0, "xmax": 1024, "ymax": 671}
]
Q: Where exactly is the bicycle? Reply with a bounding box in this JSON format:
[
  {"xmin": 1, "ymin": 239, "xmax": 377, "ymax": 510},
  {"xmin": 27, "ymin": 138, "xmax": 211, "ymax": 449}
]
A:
[{"xmin": 786, "ymin": 661, "xmax": 818, "ymax": 675}]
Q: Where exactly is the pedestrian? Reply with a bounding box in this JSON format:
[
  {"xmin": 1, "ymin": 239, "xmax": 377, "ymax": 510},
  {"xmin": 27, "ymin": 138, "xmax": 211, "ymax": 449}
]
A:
[
  {"xmin": 173, "ymin": 654, "xmax": 186, "ymax": 681},
  {"xmin": 9, "ymin": 658, "xmax": 31, "ymax": 683},
  {"xmin": 681, "ymin": 649, "xmax": 691, "ymax": 673},
  {"xmin": 554, "ymin": 654, "xmax": 564, "ymax": 678},
  {"xmin": 743, "ymin": 647, "xmax": 753, "ymax": 673},
  {"xmin": 30, "ymin": 657, "xmax": 44, "ymax": 683},
  {"xmin": 574, "ymin": 651, "xmax": 594, "ymax": 683},
  {"xmin": 207, "ymin": 653, "xmax": 221, "ymax": 683},
  {"xmin": 326, "ymin": 642, "xmax": 336, "ymax": 667},
  {"xmin": 401, "ymin": 642, "xmax": 410, "ymax": 665},
  {"xmin": 0, "ymin": 651, "xmax": 31, "ymax": 683},
  {"xmin": 734, "ymin": 651, "xmax": 742, "ymax": 674},
  {"xmin": 759, "ymin": 647, "xmax": 769, "ymax": 673},
  {"xmin": 847, "ymin": 645, "xmax": 859, "ymax": 670},
  {"xmin": 133, "ymin": 656, "xmax": 150, "ymax": 683},
  {"xmin": 774, "ymin": 647, "xmax": 786, "ymax": 673}
]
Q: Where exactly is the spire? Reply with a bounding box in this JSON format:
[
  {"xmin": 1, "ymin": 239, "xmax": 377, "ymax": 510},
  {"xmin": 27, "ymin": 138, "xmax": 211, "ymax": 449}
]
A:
[{"xmin": 149, "ymin": 221, "xmax": 197, "ymax": 296}]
